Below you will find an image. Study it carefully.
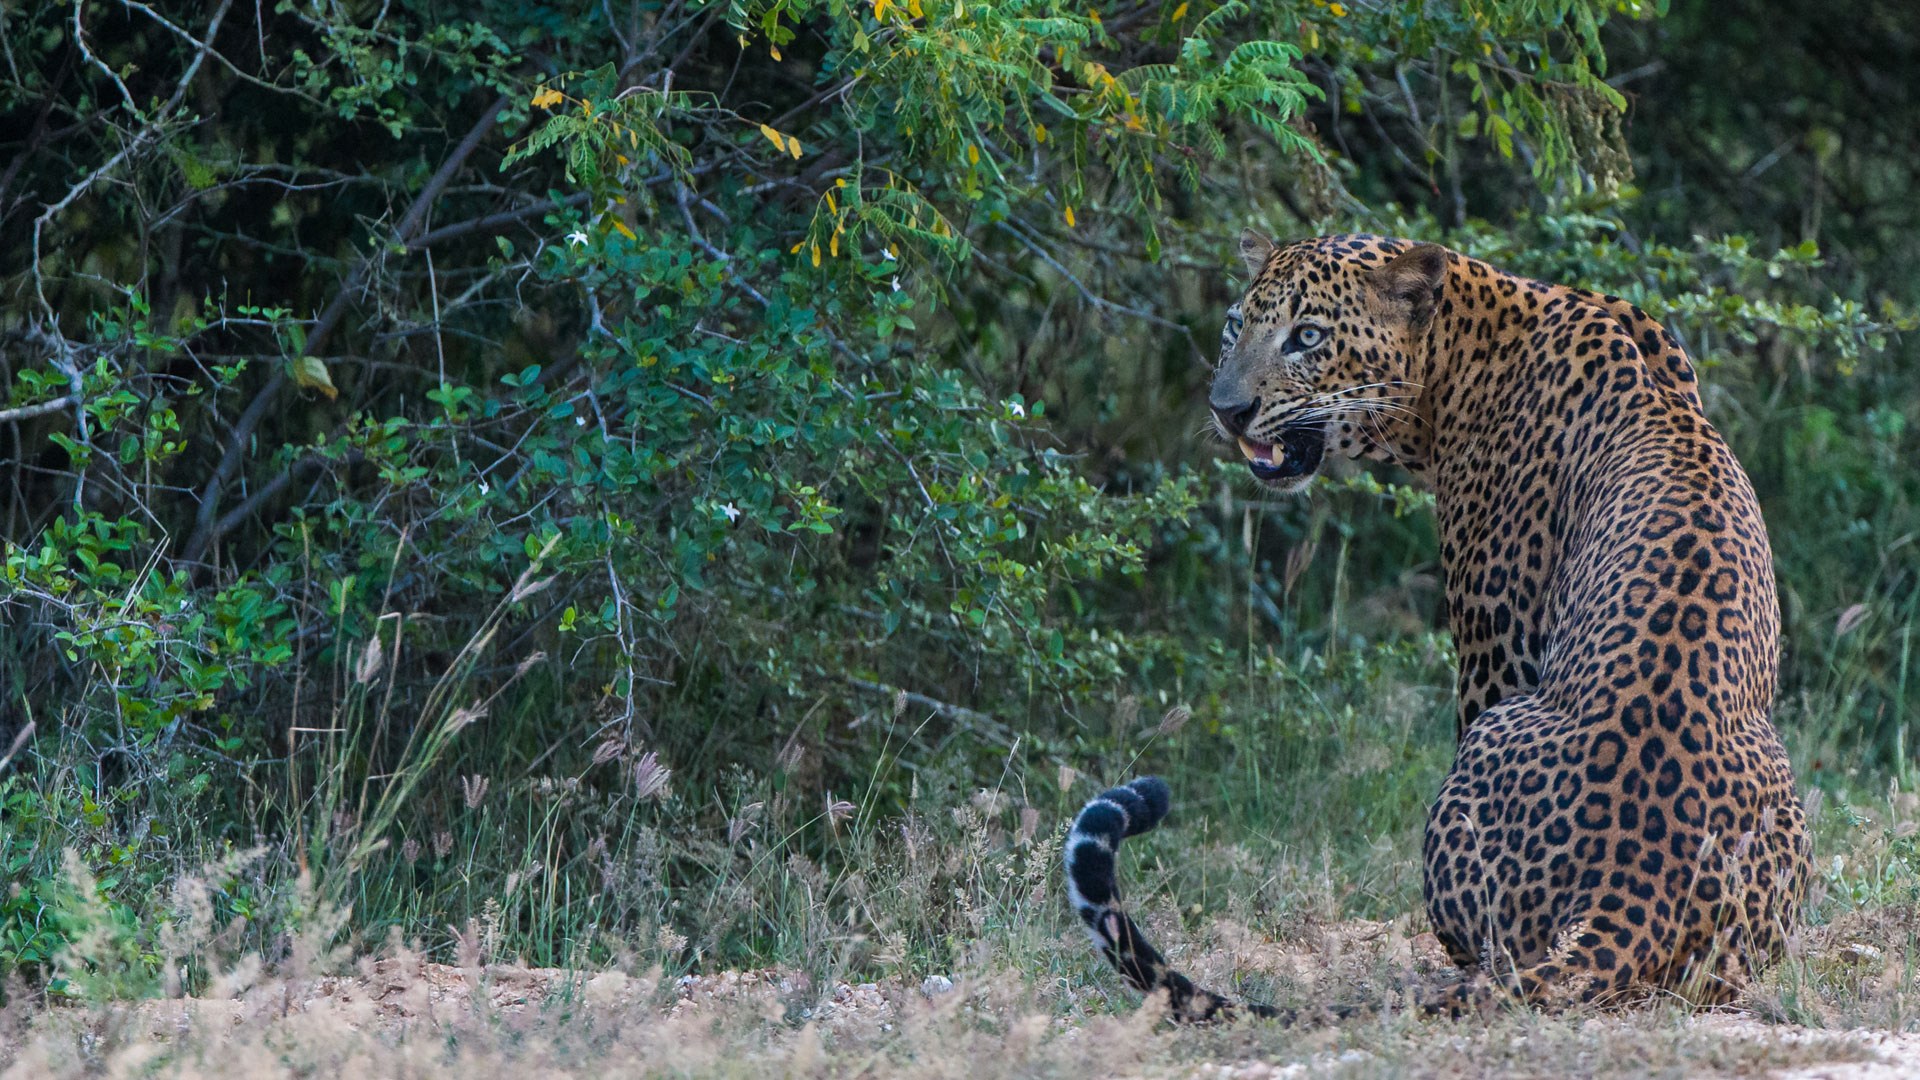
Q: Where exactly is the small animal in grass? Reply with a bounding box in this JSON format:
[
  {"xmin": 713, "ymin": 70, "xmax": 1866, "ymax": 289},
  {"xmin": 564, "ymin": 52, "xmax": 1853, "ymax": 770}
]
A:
[{"xmin": 1063, "ymin": 233, "xmax": 1811, "ymax": 1020}]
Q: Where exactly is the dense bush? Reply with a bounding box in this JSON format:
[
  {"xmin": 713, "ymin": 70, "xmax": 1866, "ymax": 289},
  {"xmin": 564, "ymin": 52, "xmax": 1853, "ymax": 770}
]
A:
[{"xmin": 0, "ymin": 0, "xmax": 1913, "ymax": 982}]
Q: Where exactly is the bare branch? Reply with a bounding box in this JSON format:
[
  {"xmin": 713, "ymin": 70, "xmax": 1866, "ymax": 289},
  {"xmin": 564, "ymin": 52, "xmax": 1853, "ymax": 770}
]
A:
[
  {"xmin": 109, "ymin": 0, "xmax": 306, "ymax": 100},
  {"xmin": 181, "ymin": 94, "xmax": 514, "ymax": 563},
  {"xmin": 0, "ymin": 397, "xmax": 76, "ymax": 425},
  {"xmin": 406, "ymin": 191, "xmax": 594, "ymax": 251}
]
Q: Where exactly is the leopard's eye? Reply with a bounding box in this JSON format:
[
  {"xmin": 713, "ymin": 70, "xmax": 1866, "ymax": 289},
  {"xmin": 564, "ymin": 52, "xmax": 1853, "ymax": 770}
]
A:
[
  {"xmin": 1287, "ymin": 324, "xmax": 1326, "ymax": 352},
  {"xmin": 1221, "ymin": 306, "xmax": 1245, "ymax": 348}
]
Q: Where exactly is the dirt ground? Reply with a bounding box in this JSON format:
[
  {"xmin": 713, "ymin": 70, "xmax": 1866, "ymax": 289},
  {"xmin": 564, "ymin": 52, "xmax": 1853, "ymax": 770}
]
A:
[
  {"xmin": 60, "ymin": 929, "xmax": 1906, "ymax": 1080},
  {"xmin": 5, "ymin": 915, "xmax": 1913, "ymax": 1078}
]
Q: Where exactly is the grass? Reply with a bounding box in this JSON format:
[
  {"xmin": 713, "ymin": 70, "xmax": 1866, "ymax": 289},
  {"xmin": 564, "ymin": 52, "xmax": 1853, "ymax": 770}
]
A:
[
  {"xmin": 0, "ymin": 465, "xmax": 1913, "ymax": 1075},
  {"xmin": 2, "ymin": 619, "xmax": 1916, "ymax": 1076},
  {"xmin": 0, "ymin": 876, "xmax": 1912, "ymax": 1078}
]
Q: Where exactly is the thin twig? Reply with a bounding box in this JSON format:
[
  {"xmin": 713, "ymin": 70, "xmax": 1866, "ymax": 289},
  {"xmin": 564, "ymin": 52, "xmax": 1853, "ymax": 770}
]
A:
[
  {"xmin": 0, "ymin": 396, "xmax": 75, "ymax": 425},
  {"xmin": 843, "ymin": 677, "xmax": 996, "ymax": 728},
  {"xmin": 992, "ymin": 220, "xmax": 1203, "ymax": 356}
]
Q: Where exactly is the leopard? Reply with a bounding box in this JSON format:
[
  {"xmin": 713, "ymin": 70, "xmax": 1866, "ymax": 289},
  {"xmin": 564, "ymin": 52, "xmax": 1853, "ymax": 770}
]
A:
[{"xmin": 1063, "ymin": 232, "xmax": 1812, "ymax": 1021}]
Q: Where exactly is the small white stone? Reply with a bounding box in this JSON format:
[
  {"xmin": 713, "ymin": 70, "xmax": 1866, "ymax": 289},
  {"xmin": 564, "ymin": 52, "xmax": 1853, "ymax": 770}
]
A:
[
  {"xmin": 583, "ymin": 971, "xmax": 629, "ymax": 1007},
  {"xmin": 1838, "ymin": 942, "xmax": 1885, "ymax": 965}
]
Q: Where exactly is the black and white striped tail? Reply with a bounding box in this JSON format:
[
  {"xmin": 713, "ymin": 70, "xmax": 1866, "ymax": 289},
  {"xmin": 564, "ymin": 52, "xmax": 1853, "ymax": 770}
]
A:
[{"xmin": 1063, "ymin": 776, "xmax": 1280, "ymax": 1022}]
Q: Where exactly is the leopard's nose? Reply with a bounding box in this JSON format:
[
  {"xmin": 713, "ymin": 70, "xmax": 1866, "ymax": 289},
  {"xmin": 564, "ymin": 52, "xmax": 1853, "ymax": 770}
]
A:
[{"xmin": 1210, "ymin": 396, "xmax": 1260, "ymax": 438}]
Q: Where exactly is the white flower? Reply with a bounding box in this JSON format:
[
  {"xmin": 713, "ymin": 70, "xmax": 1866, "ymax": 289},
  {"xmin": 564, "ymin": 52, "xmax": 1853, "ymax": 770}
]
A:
[
  {"xmin": 882, "ymin": 248, "xmax": 896, "ymax": 261},
  {"xmin": 1006, "ymin": 400, "xmax": 1026, "ymax": 418},
  {"xmin": 721, "ymin": 502, "xmax": 742, "ymax": 523},
  {"xmin": 890, "ymin": 276, "xmax": 902, "ymax": 292},
  {"xmin": 566, "ymin": 230, "xmax": 589, "ymax": 247},
  {"xmin": 478, "ymin": 480, "xmax": 490, "ymax": 495}
]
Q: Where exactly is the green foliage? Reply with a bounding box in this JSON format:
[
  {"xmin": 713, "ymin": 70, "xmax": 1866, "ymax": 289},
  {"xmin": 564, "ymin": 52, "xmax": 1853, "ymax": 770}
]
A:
[
  {"xmin": 0, "ymin": 0, "xmax": 1914, "ymax": 991},
  {"xmin": 6, "ymin": 515, "xmax": 295, "ymax": 738}
]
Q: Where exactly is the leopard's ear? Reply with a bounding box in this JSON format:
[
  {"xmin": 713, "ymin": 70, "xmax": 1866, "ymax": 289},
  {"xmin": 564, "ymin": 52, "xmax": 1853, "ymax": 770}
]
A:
[
  {"xmin": 1238, "ymin": 229, "xmax": 1275, "ymax": 279},
  {"xmin": 1372, "ymin": 242, "xmax": 1449, "ymax": 326}
]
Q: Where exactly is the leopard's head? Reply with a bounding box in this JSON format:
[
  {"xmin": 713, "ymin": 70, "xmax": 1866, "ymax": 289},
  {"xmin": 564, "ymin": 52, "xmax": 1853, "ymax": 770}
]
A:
[{"xmin": 1210, "ymin": 232, "xmax": 1447, "ymax": 491}]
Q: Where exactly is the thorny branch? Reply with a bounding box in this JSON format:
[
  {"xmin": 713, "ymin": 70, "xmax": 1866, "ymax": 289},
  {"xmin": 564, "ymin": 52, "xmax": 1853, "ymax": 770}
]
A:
[{"xmin": 180, "ymin": 94, "xmax": 513, "ymax": 564}]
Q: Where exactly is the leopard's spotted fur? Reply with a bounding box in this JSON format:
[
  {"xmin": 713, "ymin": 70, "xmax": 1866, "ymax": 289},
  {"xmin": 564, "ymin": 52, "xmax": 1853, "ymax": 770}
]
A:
[{"xmin": 1064, "ymin": 234, "xmax": 1811, "ymax": 1020}]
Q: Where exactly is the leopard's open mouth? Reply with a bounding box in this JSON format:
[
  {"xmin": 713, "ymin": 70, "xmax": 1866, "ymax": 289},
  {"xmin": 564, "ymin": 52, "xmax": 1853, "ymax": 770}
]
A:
[{"xmin": 1236, "ymin": 424, "xmax": 1327, "ymax": 486}]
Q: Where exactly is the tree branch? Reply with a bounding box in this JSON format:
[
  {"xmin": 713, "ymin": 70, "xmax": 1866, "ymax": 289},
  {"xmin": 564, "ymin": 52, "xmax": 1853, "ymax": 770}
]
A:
[
  {"xmin": 406, "ymin": 191, "xmax": 594, "ymax": 251},
  {"xmin": 0, "ymin": 396, "xmax": 76, "ymax": 425},
  {"xmin": 180, "ymin": 94, "xmax": 512, "ymax": 564}
]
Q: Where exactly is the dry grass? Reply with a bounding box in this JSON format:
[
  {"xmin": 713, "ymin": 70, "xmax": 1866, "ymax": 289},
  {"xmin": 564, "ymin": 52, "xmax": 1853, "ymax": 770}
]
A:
[
  {"xmin": 2, "ymin": 903, "xmax": 1913, "ymax": 1079},
  {"xmin": 3, "ymin": 702, "xmax": 1913, "ymax": 1078}
]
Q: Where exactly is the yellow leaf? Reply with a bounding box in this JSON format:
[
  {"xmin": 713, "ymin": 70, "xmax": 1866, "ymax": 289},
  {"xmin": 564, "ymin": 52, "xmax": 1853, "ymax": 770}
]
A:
[
  {"xmin": 738, "ymin": 34, "xmax": 748, "ymax": 47},
  {"xmin": 1063, "ymin": 205, "xmax": 1076, "ymax": 228},
  {"xmin": 641, "ymin": 355, "xmax": 658, "ymax": 368},
  {"xmin": 908, "ymin": 0, "xmax": 923, "ymax": 16},
  {"xmin": 788, "ymin": 137, "xmax": 803, "ymax": 160},
  {"xmin": 791, "ymin": 241, "xmax": 805, "ymax": 254},
  {"xmin": 826, "ymin": 191, "xmax": 838, "ymax": 214},
  {"xmin": 758, "ymin": 123, "xmax": 787, "ymax": 154},
  {"xmin": 290, "ymin": 354, "xmax": 337, "ymax": 400},
  {"xmin": 954, "ymin": 0, "xmax": 964, "ymax": 16},
  {"xmin": 615, "ymin": 154, "xmax": 630, "ymax": 166},
  {"xmin": 811, "ymin": 244, "xmax": 822, "ymax": 267},
  {"xmin": 1328, "ymin": 2, "xmax": 1346, "ymax": 14},
  {"xmin": 874, "ymin": 0, "xmax": 890, "ymax": 18},
  {"xmin": 1171, "ymin": 2, "xmax": 1188, "ymax": 19},
  {"xmin": 1034, "ymin": 123, "xmax": 1048, "ymax": 143},
  {"xmin": 967, "ymin": 144, "xmax": 980, "ymax": 165},
  {"xmin": 530, "ymin": 87, "xmax": 564, "ymax": 110},
  {"xmin": 770, "ymin": 44, "xmax": 782, "ymax": 60},
  {"xmin": 611, "ymin": 218, "xmax": 636, "ymax": 240},
  {"xmin": 829, "ymin": 232, "xmax": 839, "ymax": 257},
  {"xmin": 888, "ymin": 244, "xmax": 900, "ymax": 258}
]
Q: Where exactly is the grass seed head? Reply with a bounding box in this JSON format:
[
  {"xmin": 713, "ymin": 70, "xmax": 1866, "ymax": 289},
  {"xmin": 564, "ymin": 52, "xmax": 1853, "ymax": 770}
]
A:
[{"xmin": 633, "ymin": 750, "xmax": 672, "ymax": 801}]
